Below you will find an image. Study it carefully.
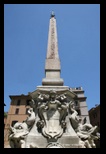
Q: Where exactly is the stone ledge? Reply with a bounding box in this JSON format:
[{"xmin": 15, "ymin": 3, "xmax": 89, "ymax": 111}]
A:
[{"xmin": 42, "ymin": 78, "xmax": 64, "ymax": 86}]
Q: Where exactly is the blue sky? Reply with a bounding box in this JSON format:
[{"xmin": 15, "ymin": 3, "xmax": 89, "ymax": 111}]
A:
[{"xmin": 4, "ymin": 4, "xmax": 100, "ymax": 112}]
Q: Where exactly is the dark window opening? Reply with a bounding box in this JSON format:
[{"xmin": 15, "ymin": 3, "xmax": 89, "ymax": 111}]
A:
[
  {"xmin": 17, "ymin": 100, "xmax": 21, "ymax": 106},
  {"xmin": 74, "ymin": 100, "xmax": 79, "ymax": 110},
  {"xmin": 26, "ymin": 100, "xmax": 30, "ymax": 106},
  {"xmin": 15, "ymin": 108, "xmax": 19, "ymax": 114},
  {"xmin": 74, "ymin": 101, "xmax": 79, "ymax": 107},
  {"xmin": 11, "ymin": 120, "xmax": 18, "ymax": 127},
  {"xmin": 93, "ymin": 112, "xmax": 97, "ymax": 118}
]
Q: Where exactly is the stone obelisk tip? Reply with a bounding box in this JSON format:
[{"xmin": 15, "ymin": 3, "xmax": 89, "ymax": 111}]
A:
[{"xmin": 51, "ymin": 11, "xmax": 55, "ymax": 18}]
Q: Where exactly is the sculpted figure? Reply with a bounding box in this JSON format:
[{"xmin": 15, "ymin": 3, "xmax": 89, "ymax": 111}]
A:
[
  {"xmin": 29, "ymin": 99, "xmax": 36, "ymax": 109},
  {"xmin": 46, "ymin": 90, "xmax": 61, "ymax": 111},
  {"xmin": 69, "ymin": 101, "xmax": 99, "ymax": 148},
  {"xmin": 37, "ymin": 91, "xmax": 68, "ymax": 125},
  {"xmin": 69, "ymin": 101, "xmax": 80, "ymax": 129},
  {"xmin": 47, "ymin": 91, "xmax": 62, "ymax": 121},
  {"xmin": 37, "ymin": 92, "xmax": 49, "ymax": 105},
  {"xmin": 25, "ymin": 108, "xmax": 36, "ymax": 130},
  {"xmin": 58, "ymin": 93, "xmax": 68, "ymax": 129},
  {"xmin": 8, "ymin": 122, "xmax": 29, "ymax": 148},
  {"xmin": 46, "ymin": 91, "xmax": 68, "ymax": 122},
  {"xmin": 37, "ymin": 93, "xmax": 49, "ymax": 128},
  {"xmin": 8, "ymin": 107, "xmax": 36, "ymax": 148},
  {"xmin": 36, "ymin": 93, "xmax": 50, "ymax": 131},
  {"xmin": 75, "ymin": 118, "xmax": 99, "ymax": 148}
]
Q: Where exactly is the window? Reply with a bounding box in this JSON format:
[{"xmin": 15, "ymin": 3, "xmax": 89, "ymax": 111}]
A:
[
  {"xmin": 93, "ymin": 112, "xmax": 97, "ymax": 118},
  {"xmin": 26, "ymin": 100, "xmax": 30, "ymax": 106},
  {"xmin": 26, "ymin": 108, "xmax": 29, "ymax": 114},
  {"xmin": 11, "ymin": 120, "xmax": 18, "ymax": 127},
  {"xmin": 15, "ymin": 108, "xmax": 19, "ymax": 114},
  {"xmin": 17, "ymin": 100, "xmax": 21, "ymax": 106},
  {"xmin": 74, "ymin": 101, "xmax": 78, "ymax": 106}
]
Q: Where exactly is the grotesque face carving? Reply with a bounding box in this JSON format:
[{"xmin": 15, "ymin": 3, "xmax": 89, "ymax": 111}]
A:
[{"xmin": 9, "ymin": 122, "xmax": 29, "ymax": 139}]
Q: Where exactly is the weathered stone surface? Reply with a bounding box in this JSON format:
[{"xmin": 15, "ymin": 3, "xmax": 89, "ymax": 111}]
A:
[
  {"xmin": 42, "ymin": 78, "xmax": 64, "ymax": 86},
  {"xmin": 42, "ymin": 11, "xmax": 63, "ymax": 86}
]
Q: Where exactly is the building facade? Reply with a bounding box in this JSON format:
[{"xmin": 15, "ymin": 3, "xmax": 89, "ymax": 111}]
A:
[
  {"xmin": 89, "ymin": 104, "xmax": 100, "ymax": 132},
  {"xmin": 89, "ymin": 104, "xmax": 100, "ymax": 148}
]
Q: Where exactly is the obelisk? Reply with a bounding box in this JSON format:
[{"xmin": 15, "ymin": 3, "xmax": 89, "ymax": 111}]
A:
[{"xmin": 42, "ymin": 11, "xmax": 64, "ymax": 86}]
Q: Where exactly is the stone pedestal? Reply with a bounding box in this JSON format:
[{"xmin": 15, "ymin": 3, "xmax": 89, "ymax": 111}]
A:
[
  {"xmin": 25, "ymin": 87, "xmax": 81, "ymax": 148},
  {"xmin": 25, "ymin": 113, "xmax": 80, "ymax": 148}
]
